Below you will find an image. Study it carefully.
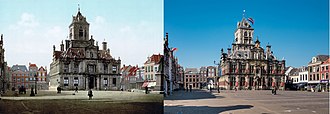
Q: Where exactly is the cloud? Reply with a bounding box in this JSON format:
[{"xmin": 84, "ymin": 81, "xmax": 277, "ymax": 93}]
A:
[
  {"xmin": 18, "ymin": 13, "xmax": 39, "ymax": 28},
  {"xmin": 5, "ymin": 13, "xmax": 66, "ymax": 68},
  {"xmin": 5, "ymin": 13, "xmax": 162, "ymax": 69},
  {"xmin": 89, "ymin": 16, "xmax": 163, "ymax": 66}
]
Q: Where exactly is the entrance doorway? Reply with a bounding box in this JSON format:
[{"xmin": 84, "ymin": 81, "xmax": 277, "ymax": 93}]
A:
[{"xmin": 88, "ymin": 76, "xmax": 95, "ymax": 89}]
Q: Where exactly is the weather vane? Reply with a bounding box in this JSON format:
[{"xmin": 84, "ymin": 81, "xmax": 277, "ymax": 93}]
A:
[{"xmin": 78, "ymin": 4, "xmax": 80, "ymax": 12}]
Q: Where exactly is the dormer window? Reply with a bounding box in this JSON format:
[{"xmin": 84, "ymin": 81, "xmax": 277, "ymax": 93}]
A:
[{"xmin": 312, "ymin": 57, "xmax": 317, "ymax": 63}]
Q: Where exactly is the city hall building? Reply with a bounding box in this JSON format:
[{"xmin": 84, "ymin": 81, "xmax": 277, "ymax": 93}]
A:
[
  {"xmin": 49, "ymin": 9, "xmax": 121, "ymax": 90},
  {"xmin": 219, "ymin": 16, "xmax": 286, "ymax": 90}
]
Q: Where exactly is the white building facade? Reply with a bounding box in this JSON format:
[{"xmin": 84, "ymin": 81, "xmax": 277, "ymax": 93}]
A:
[{"xmin": 49, "ymin": 9, "xmax": 121, "ymax": 90}]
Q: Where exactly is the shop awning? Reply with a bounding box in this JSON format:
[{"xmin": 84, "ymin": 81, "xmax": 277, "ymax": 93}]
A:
[
  {"xmin": 147, "ymin": 82, "xmax": 156, "ymax": 87},
  {"xmin": 142, "ymin": 82, "xmax": 149, "ymax": 87}
]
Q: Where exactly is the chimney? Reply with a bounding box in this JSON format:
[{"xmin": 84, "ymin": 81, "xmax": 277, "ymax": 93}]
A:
[
  {"xmin": 53, "ymin": 45, "xmax": 56, "ymax": 52},
  {"xmin": 60, "ymin": 40, "xmax": 64, "ymax": 51},
  {"xmin": 102, "ymin": 41, "xmax": 107, "ymax": 50}
]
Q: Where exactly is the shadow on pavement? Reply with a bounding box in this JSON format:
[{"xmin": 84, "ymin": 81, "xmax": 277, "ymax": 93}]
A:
[
  {"xmin": 165, "ymin": 90, "xmax": 224, "ymax": 100},
  {"xmin": 165, "ymin": 105, "xmax": 253, "ymax": 114}
]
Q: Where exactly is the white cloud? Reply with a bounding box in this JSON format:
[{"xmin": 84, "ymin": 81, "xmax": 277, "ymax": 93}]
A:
[
  {"xmin": 5, "ymin": 13, "xmax": 66, "ymax": 69},
  {"xmin": 18, "ymin": 13, "xmax": 39, "ymax": 28},
  {"xmin": 90, "ymin": 16, "xmax": 163, "ymax": 66}
]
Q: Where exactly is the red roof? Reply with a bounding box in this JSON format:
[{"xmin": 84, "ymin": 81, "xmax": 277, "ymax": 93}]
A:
[
  {"xmin": 145, "ymin": 54, "xmax": 163, "ymax": 64},
  {"xmin": 29, "ymin": 63, "xmax": 37, "ymax": 67},
  {"xmin": 38, "ymin": 66, "xmax": 46, "ymax": 71},
  {"xmin": 323, "ymin": 58, "xmax": 330, "ymax": 64},
  {"xmin": 121, "ymin": 65, "xmax": 139, "ymax": 78}
]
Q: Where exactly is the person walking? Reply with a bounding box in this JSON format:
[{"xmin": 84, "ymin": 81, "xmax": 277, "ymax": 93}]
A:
[
  {"xmin": 189, "ymin": 85, "xmax": 192, "ymax": 92},
  {"xmin": 145, "ymin": 86, "xmax": 148, "ymax": 94},
  {"xmin": 88, "ymin": 89, "xmax": 93, "ymax": 100},
  {"xmin": 75, "ymin": 87, "xmax": 78, "ymax": 93}
]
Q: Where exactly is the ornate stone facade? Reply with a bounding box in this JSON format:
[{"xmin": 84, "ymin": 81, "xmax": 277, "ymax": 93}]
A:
[
  {"xmin": 219, "ymin": 17, "xmax": 286, "ymax": 90},
  {"xmin": 49, "ymin": 10, "xmax": 121, "ymax": 90}
]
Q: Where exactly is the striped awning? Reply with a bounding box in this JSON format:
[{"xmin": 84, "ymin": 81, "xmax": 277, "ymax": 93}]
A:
[{"xmin": 142, "ymin": 82, "xmax": 149, "ymax": 87}]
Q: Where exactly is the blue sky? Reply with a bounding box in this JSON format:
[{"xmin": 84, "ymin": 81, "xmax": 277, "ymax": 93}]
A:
[
  {"xmin": 0, "ymin": 0, "xmax": 163, "ymax": 69},
  {"xmin": 165, "ymin": 0, "xmax": 329, "ymax": 68}
]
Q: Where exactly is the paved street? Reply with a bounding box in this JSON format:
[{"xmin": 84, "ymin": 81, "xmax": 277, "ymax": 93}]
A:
[
  {"xmin": 0, "ymin": 90, "xmax": 163, "ymax": 114},
  {"xmin": 164, "ymin": 90, "xmax": 329, "ymax": 114}
]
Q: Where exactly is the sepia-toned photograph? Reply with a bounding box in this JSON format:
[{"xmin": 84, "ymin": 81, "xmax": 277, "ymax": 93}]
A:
[{"xmin": 0, "ymin": 0, "xmax": 163, "ymax": 113}]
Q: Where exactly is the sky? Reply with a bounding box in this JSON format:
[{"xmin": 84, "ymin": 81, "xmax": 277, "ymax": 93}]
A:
[
  {"xmin": 165, "ymin": 0, "xmax": 329, "ymax": 68},
  {"xmin": 0, "ymin": 0, "xmax": 163, "ymax": 70}
]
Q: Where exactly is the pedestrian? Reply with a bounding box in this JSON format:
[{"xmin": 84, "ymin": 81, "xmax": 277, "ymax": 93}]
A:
[
  {"xmin": 189, "ymin": 85, "xmax": 192, "ymax": 92},
  {"xmin": 186, "ymin": 86, "xmax": 188, "ymax": 92},
  {"xmin": 57, "ymin": 86, "xmax": 61, "ymax": 93},
  {"xmin": 274, "ymin": 86, "xmax": 277, "ymax": 95},
  {"xmin": 88, "ymin": 89, "xmax": 93, "ymax": 100},
  {"xmin": 217, "ymin": 86, "xmax": 220, "ymax": 93},
  {"xmin": 75, "ymin": 86, "xmax": 78, "ymax": 93},
  {"xmin": 145, "ymin": 86, "xmax": 148, "ymax": 94}
]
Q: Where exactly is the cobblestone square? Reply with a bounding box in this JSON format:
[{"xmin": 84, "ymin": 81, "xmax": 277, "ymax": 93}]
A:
[
  {"xmin": 0, "ymin": 90, "xmax": 163, "ymax": 114},
  {"xmin": 164, "ymin": 90, "xmax": 329, "ymax": 114}
]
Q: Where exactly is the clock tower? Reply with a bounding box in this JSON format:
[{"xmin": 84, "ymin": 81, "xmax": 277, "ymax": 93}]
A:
[{"xmin": 69, "ymin": 8, "xmax": 90, "ymax": 41}]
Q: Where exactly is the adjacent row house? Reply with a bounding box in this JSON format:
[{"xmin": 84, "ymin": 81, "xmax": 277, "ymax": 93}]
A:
[{"xmin": 10, "ymin": 63, "xmax": 48, "ymax": 90}]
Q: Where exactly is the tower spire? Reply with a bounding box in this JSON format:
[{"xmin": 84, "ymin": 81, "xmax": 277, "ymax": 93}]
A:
[
  {"xmin": 78, "ymin": 4, "xmax": 80, "ymax": 12},
  {"xmin": 243, "ymin": 10, "xmax": 246, "ymax": 18}
]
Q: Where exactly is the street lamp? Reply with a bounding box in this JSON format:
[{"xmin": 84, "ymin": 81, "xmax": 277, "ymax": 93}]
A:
[{"xmin": 34, "ymin": 74, "xmax": 37, "ymax": 94}]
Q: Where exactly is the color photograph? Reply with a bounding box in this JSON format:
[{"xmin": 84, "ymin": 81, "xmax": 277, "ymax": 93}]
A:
[{"xmin": 164, "ymin": 0, "xmax": 329, "ymax": 114}]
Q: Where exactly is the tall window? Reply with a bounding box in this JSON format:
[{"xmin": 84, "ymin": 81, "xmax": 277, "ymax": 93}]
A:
[
  {"xmin": 74, "ymin": 77, "xmax": 79, "ymax": 86},
  {"xmin": 103, "ymin": 78, "xmax": 108, "ymax": 86},
  {"xmin": 79, "ymin": 26, "xmax": 83, "ymax": 37},
  {"xmin": 112, "ymin": 78, "xmax": 116, "ymax": 86},
  {"xmin": 88, "ymin": 65, "xmax": 95, "ymax": 73},
  {"xmin": 155, "ymin": 66, "xmax": 158, "ymax": 72},
  {"xmin": 104, "ymin": 64, "xmax": 108, "ymax": 73},
  {"xmin": 112, "ymin": 66, "xmax": 117, "ymax": 73},
  {"xmin": 250, "ymin": 65, "xmax": 255, "ymax": 73},
  {"xmin": 74, "ymin": 63, "xmax": 79, "ymax": 73},
  {"xmin": 64, "ymin": 64, "xmax": 69, "ymax": 73},
  {"xmin": 64, "ymin": 77, "xmax": 69, "ymax": 86}
]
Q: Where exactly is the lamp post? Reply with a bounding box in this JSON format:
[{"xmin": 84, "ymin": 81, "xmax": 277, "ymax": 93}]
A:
[{"xmin": 34, "ymin": 74, "xmax": 37, "ymax": 94}]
